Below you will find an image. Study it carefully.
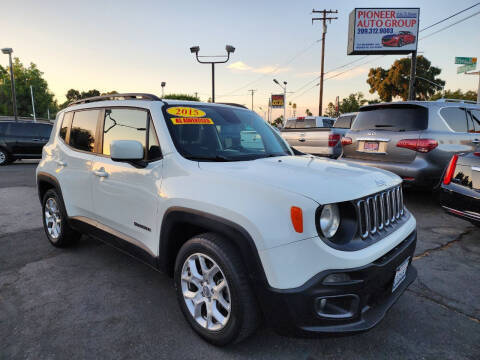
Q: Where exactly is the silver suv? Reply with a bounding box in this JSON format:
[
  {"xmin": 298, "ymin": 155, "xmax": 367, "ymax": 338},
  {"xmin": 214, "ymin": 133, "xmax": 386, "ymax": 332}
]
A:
[{"xmin": 341, "ymin": 100, "xmax": 480, "ymax": 188}]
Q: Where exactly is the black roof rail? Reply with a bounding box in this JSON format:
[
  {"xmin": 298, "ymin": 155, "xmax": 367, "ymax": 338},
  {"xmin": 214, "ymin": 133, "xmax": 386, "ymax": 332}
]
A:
[
  {"xmin": 216, "ymin": 102, "xmax": 248, "ymax": 109},
  {"xmin": 69, "ymin": 93, "xmax": 161, "ymax": 106}
]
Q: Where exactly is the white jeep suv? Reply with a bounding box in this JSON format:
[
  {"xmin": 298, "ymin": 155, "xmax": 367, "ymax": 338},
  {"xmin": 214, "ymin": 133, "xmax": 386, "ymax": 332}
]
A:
[{"xmin": 36, "ymin": 93, "xmax": 417, "ymax": 345}]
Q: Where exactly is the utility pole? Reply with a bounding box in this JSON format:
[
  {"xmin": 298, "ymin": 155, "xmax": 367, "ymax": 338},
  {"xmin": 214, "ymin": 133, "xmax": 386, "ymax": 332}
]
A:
[
  {"xmin": 312, "ymin": 9, "xmax": 338, "ymax": 116},
  {"xmin": 408, "ymin": 51, "xmax": 417, "ymax": 100},
  {"xmin": 248, "ymin": 89, "xmax": 256, "ymax": 110}
]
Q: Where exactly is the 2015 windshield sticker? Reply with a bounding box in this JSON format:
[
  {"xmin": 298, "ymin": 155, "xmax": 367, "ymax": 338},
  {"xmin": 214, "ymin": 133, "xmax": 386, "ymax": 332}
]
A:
[
  {"xmin": 171, "ymin": 117, "xmax": 214, "ymax": 125},
  {"xmin": 167, "ymin": 107, "xmax": 206, "ymax": 117}
]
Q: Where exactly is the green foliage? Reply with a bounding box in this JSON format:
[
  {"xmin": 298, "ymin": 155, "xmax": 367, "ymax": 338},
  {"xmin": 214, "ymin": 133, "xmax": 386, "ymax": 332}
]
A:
[
  {"xmin": 324, "ymin": 103, "xmax": 339, "ymax": 118},
  {"xmin": 0, "ymin": 58, "xmax": 57, "ymax": 118},
  {"xmin": 325, "ymin": 92, "xmax": 371, "ymax": 117},
  {"xmin": 367, "ymin": 55, "xmax": 445, "ymax": 101},
  {"xmin": 60, "ymin": 89, "xmax": 118, "ymax": 109},
  {"xmin": 163, "ymin": 93, "xmax": 200, "ymax": 101},
  {"xmin": 272, "ymin": 116, "xmax": 283, "ymax": 127},
  {"xmin": 430, "ymin": 89, "xmax": 478, "ymax": 101}
]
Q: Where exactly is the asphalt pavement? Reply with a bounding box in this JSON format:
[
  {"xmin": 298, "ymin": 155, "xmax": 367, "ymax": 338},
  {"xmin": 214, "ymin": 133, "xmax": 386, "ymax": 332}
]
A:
[{"xmin": 0, "ymin": 162, "xmax": 479, "ymax": 359}]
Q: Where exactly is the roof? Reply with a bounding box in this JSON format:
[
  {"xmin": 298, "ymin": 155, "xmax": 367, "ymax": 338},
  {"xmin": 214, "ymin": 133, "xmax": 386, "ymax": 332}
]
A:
[{"xmin": 360, "ymin": 100, "xmax": 480, "ymax": 110}]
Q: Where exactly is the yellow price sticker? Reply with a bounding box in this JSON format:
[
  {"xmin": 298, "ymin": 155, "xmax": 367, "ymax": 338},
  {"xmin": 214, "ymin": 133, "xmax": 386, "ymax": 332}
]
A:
[
  {"xmin": 171, "ymin": 117, "xmax": 214, "ymax": 125},
  {"xmin": 167, "ymin": 107, "xmax": 206, "ymax": 118}
]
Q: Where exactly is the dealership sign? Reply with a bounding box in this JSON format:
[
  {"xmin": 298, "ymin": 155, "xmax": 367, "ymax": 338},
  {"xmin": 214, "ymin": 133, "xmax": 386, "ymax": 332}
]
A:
[
  {"xmin": 271, "ymin": 94, "xmax": 285, "ymax": 109},
  {"xmin": 348, "ymin": 8, "xmax": 420, "ymax": 55}
]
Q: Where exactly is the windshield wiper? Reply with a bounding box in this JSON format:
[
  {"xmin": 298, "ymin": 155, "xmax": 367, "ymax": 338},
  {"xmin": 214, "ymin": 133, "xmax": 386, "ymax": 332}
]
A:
[{"xmin": 184, "ymin": 155, "xmax": 233, "ymax": 162}]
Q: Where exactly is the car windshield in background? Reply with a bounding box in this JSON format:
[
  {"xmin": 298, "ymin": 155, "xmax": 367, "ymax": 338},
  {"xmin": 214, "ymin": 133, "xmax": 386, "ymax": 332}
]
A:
[
  {"xmin": 163, "ymin": 105, "xmax": 292, "ymax": 161},
  {"xmin": 352, "ymin": 106, "xmax": 428, "ymax": 131}
]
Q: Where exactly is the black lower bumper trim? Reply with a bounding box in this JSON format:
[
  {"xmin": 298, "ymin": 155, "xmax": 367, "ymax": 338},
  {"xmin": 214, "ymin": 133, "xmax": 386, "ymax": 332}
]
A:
[{"xmin": 254, "ymin": 230, "xmax": 417, "ymax": 336}]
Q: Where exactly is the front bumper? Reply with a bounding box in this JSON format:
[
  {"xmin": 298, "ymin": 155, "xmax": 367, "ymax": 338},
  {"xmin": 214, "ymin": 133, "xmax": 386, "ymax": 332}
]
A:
[{"xmin": 255, "ymin": 230, "xmax": 417, "ymax": 336}]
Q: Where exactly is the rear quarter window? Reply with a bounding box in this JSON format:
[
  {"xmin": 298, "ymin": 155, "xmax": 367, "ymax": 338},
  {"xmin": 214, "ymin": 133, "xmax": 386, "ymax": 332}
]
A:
[
  {"xmin": 440, "ymin": 107, "xmax": 468, "ymax": 132},
  {"xmin": 352, "ymin": 106, "xmax": 428, "ymax": 131},
  {"xmin": 333, "ymin": 116, "xmax": 352, "ymax": 129}
]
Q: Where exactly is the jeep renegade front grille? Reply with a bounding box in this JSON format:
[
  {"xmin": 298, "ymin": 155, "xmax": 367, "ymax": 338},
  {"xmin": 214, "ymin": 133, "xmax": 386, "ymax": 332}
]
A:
[{"xmin": 355, "ymin": 185, "xmax": 405, "ymax": 240}]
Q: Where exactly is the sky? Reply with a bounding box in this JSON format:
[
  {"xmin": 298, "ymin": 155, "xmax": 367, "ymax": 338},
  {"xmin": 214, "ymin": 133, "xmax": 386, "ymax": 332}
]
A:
[{"xmin": 2, "ymin": 0, "xmax": 480, "ymax": 119}]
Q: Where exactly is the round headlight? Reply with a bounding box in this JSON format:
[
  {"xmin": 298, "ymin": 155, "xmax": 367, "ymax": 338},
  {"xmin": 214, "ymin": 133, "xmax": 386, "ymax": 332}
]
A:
[{"xmin": 319, "ymin": 204, "xmax": 340, "ymax": 238}]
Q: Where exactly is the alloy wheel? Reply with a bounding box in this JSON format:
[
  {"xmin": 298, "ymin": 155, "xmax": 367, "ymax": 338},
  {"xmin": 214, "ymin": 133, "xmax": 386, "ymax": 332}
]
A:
[
  {"xmin": 181, "ymin": 253, "xmax": 231, "ymax": 331},
  {"xmin": 45, "ymin": 197, "xmax": 62, "ymax": 240}
]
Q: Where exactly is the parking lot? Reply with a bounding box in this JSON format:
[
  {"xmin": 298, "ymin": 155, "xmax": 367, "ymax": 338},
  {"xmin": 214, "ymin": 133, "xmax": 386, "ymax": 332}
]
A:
[{"xmin": 0, "ymin": 162, "xmax": 479, "ymax": 359}]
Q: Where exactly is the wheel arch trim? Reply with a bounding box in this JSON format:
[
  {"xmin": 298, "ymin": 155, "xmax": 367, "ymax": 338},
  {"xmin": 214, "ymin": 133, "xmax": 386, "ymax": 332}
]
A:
[{"xmin": 159, "ymin": 206, "xmax": 268, "ymax": 286}]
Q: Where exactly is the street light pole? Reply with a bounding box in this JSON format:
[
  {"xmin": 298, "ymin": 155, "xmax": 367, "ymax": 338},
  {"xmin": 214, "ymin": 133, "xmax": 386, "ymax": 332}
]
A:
[
  {"xmin": 30, "ymin": 85, "xmax": 36, "ymax": 122},
  {"xmin": 2, "ymin": 48, "xmax": 18, "ymax": 121},
  {"xmin": 161, "ymin": 81, "xmax": 166, "ymax": 98},
  {"xmin": 273, "ymin": 79, "xmax": 288, "ymax": 126},
  {"xmin": 190, "ymin": 45, "xmax": 235, "ymax": 103}
]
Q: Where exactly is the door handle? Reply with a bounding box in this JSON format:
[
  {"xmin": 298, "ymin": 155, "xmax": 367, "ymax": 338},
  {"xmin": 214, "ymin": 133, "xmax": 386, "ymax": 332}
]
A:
[
  {"xmin": 93, "ymin": 169, "xmax": 109, "ymax": 178},
  {"xmin": 298, "ymin": 138, "xmax": 306, "ymax": 142},
  {"xmin": 32, "ymin": 138, "xmax": 42, "ymax": 142},
  {"xmin": 55, "ymin": 160, "xmax": 67, "ymax": 167},
  {"xmin": 472, "ymin": 139, "xmax": 480, "ymax": 144}
]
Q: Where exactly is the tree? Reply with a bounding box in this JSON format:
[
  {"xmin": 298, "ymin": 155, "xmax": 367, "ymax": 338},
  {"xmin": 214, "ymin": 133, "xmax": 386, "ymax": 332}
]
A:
[
  {"xmin": 0, "ymin": 58, "xmax": 57, "ymax": 118},
  {"xmin": 367, "ymin": 55, "xmax": 445, "ymax": 101},
  {"xmin": 430, "ymin": 89, "xmax": 478, "ymax": 101},
  {"xmin": 60, "ymin": 89, "xmax": 116, "ymax": 109},
  {"xmin": 338, "ymin": 92, "xmax": 367, "ymax": 113},
  {"xmin": 272, "ymin": 116, "xmax": 283, "ymax": 127},
  {"xmin": 305, "ymin": 109, "xmax": 313, "ymax": 116},
  {"xmin": 324, "ymin": 102, "xmax": 339, "ymax": 117},
  {"xmin": 163, "ymin": 93, "xmax": 200, "ymax": 101}
]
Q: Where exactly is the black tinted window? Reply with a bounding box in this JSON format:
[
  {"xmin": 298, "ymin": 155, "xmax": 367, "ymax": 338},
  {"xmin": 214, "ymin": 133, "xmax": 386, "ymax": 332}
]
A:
[
  {"xmin": 70, "ymin": 110, "xmax": 99, "ymax": 152},
  {"xmin": 334, "ymin": 116, "xmax": 352, "ymax": 129},
  {"xmin": 441, "ymin": 108, "xmax": 467, "ymax": 132},
  {"xmin": 102, "ymin": 108, "xmax": 148, "ymax": 156},
  {"xmin": 33, "ymin": 124, "xmax": 52, "ymax": 138},
  {"xmin": 60, "ymin": 112, "xmax": 73, "ymax": 141},
  {"xmin": 352, "ymin": 106, "xmax": 428, "ymax": 131},
  {"xmin": 0, "ymin": 123, "xmax": 7, "ymax": 134},
  {"xmin": 6, "ymin": 123, "xmax": 34, "ymax": 136}
]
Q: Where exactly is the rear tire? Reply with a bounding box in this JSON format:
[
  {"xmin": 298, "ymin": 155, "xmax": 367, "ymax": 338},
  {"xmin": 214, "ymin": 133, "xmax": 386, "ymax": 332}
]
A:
[
  {"xmin": 0, "ymin": 148, "xmax": 11, "ymax": 166},
  {"xmin": 174, "ymin": 233, "xmax": 260, "ymax": 346},
  {"xmin": 42, "ymin": 189, "xmax": 81, "ymax": 247}
]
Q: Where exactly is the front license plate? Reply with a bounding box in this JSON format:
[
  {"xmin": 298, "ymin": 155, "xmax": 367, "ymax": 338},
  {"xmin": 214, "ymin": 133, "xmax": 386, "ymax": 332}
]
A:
[
  {"xmin": 363, "ymin": 141, "xmax": 379, "ymax": 151},
  {"xmin": 392, "ymin": 257, "xmax": 410, "ymax": 292}
]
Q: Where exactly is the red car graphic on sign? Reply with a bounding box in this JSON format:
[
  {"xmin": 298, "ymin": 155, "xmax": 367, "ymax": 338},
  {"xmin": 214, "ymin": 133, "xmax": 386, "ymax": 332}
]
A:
[{"xmin": 381, "ymin": 31, "xmax": 416, "ymax": 47}]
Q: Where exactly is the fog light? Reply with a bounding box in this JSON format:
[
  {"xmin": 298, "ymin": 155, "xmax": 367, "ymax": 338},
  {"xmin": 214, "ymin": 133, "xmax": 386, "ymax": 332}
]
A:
[
  {"xmin": 322, "ymin": 273, "xmax": 351, "ymax": 284},
  {"xmin": 315, "ymin": 295, "xmax": 359, "ymax": 319}
]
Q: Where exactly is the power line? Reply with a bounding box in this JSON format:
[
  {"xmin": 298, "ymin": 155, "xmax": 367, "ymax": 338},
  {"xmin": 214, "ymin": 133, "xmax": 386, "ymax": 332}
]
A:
[
  {"xmin": 420, "ymin": 9, "xmax": 480, "ymax": 40},
  {"xmin": 420, "ymin": 2, "xmax": 480, "ymax": 32}
]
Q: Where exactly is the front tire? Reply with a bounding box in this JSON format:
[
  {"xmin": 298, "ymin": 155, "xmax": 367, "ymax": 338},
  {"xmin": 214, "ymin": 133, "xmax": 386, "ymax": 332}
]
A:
[
  {"xmin": 174, "ymin": 233, "xmax": 260, "ymax": 346},
  {"xmin": 42, "ymin": 189, "xmax": 81, "ymax": 247}
]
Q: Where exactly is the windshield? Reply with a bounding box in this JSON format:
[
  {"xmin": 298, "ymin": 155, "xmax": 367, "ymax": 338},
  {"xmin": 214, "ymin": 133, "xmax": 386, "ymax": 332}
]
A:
[
  {"xmin": 352, "ymin": 105, "xmax": 428, "ymax": 131},
  {"xmin": 163, "ymin": 104, "xmax": 292, "ymax": 161}
]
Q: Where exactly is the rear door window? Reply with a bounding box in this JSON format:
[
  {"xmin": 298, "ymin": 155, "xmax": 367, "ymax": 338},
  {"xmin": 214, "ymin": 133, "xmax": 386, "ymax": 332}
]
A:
[
  {"xmin": 334, "ymin": 116, "xmax": 352, "ymax": 129},
  {"xmin": 0, "ymin": 123, "xmax": 8, "ymax": 135},
  {"xmin": 440, "ymin": 107, "xmax": 468, "ymax": 132},
  {"xmin": 33, "ymin": 124, "xmax": 53, "ymax": 138},
  {"xmin": 6, "ymin": 123, "xmax": 31, "ymax": 136},
  {"xmin": 352, "ymin": 106, "xmax": 428, "ymax": 131},
  {"xmin": 70, "ymin": 110, "xmax": 100, "ymax": 152}
]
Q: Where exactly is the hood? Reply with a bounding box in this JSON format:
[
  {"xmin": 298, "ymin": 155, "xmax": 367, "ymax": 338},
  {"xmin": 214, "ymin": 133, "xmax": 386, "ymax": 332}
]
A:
[{"xmin": 199, "ymin": 156, "xmax": 401, "ymax": 204}]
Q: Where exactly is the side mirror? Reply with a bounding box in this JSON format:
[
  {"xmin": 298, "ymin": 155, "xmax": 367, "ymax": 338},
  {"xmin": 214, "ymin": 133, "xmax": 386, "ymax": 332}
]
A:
[{"xmin": 110, "ymin": 140, "xmax": 144, "ymax": 165}]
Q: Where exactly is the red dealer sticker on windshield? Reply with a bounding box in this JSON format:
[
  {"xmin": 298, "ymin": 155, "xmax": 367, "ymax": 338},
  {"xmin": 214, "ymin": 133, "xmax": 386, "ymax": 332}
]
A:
[{"xmin": 171, "ymin": 117, "xmax": 214, "ymax": 125}]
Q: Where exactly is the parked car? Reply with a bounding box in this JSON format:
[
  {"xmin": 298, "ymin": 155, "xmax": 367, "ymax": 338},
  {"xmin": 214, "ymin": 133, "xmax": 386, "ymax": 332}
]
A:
[
  {"xmin": 382, "ymin": 31, "xmax": 416, "ymax": 47},
  {"xmin": 37, "ymin": 93, "xmax": 417, "ymax": 345},
  {"xmin": 0, "ymin": 120, "xmax": 53, "ymax": 165},
  {"xmin": 341, "ymin": 100, "xmax": 480, "ymax": 188},
  {"xmin": 440, "ymin": 152, "xmax": 480, "ymax": 226},
  {"xmin": 280, "ymin": 116, "xmax": 344, "ymax": 157}
]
